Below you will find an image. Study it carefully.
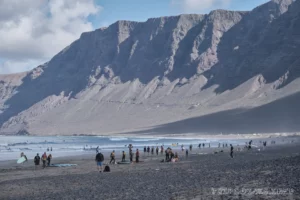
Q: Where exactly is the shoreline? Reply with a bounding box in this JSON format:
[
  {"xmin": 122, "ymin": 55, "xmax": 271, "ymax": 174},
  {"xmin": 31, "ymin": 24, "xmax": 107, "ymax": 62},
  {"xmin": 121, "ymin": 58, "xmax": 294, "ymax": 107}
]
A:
[
  {"xmin": 0, "ymin": 141, "xmax": 299, "ymax": 199},
  {"xmin": 1, "ymin": 132, "xmax": 300, "ymax": 139}
]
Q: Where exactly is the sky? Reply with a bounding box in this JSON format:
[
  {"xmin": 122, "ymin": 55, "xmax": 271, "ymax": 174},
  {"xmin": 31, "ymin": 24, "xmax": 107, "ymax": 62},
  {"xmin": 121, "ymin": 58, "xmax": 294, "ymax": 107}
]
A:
[{"xmin": 0, "ymin": 0, "xmax": 269, "ymax": 74}]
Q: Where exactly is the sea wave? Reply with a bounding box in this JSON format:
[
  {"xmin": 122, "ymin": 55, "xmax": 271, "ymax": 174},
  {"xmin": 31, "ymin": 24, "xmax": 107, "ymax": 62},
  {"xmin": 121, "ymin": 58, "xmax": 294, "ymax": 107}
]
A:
[
  {"xmin": 109, "ymin": 137, "xmax": 128, "ymax": 141},
  {"xmin": 131, "ymin": 138, "xmax": 160, "ymax": 142}
]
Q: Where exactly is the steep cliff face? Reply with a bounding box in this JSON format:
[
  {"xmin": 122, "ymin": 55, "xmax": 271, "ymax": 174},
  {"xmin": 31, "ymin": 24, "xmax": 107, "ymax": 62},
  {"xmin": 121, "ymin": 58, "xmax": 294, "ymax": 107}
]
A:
[{"xmin": 0, "ymin": 0, "xmax": 300, "ymax": 135}]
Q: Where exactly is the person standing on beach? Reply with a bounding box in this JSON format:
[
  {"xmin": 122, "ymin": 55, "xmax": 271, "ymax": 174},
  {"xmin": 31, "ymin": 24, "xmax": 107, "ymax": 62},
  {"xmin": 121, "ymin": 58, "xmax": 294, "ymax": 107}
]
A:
[
  {"xmin": 136, "ymin": 149, "xmax": 140, "ymax": 163},
  {"xmin": 156, "ymin": 147, "xmax": 159, "ymax": 155},
  {"xmin": 122, "ymin": 151, "xmax": 126, "ymax": 162},
  {"xmin": 144, "ymin": 146, "xmax": 146, "ymax": 153},
  {"xmin": 230, "ymin": 144, "xmax": 234, "ymax": 158},
  {"xmin": 110, "ymin": 150, "xmax": 116, "ymax": 164},
  {"xmin": 95, "ymin": 152, "xmax": 104, "ymax": 172},
  {"xmin": 130, "ymin": 150, "xmax": 133, "ymax": 162},
  {"xmin": 34, "ymin": 153, "xmax": 40, "ymax": 170},
  {"xmin": 161, "ymin": 146, "xmax": 164, "ymax": 154},
  {"xmin": 47, "ymin": 154, "xmax": 52, "ymax": 166},
  {"xmin": 165, "ymin": 149, "xmax": 169, "ymax": 161},
  {"xmin": 185, "ymin": 149, "xmax": 188, "ymax": 158},
  {"xmin": 147, "ymin": 146, "xmax": 150, "ymax": 154},
  {"xmin": 41, "ymin": 152, "xmax": 47, "ymax": 169}
]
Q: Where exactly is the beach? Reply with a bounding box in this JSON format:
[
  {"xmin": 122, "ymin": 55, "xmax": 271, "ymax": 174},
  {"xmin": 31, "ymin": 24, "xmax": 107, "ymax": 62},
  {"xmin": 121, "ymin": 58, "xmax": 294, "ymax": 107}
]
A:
[{"xmin": 0, "ymin": 137, "xmax": 299, "ymax": 200}]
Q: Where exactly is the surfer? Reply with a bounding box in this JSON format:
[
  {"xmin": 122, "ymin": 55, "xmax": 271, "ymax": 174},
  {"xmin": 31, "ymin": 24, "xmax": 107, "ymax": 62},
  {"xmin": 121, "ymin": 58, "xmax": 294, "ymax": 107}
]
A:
[
  {"xmin": 136, "ymin": 149, "xmax": 140, "ymax": 163},
  {"xmin": 34, "ymin": 153, "xmax": 40, "ymax": 170},
  {"xmin": 110, "ymin": 150, "xmax": 116, "ymax": 164},
  {"xmin": 20, "ymin": 152, "xmax": 27, "ymax": 162}
]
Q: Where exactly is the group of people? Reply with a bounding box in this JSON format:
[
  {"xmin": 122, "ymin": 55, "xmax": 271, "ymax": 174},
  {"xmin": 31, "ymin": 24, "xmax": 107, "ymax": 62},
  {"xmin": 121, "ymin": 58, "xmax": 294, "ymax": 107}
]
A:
[
  {"xmin": 34, "ymin": 152, "xmax": 52, "ymax": 169},
  {"xmin": 143, "ymin": 146, "xmax": 164, "ymax": 155},
  {"xmin": 164, "ymin": 148, "xmax": 179, "ymax": 162}
]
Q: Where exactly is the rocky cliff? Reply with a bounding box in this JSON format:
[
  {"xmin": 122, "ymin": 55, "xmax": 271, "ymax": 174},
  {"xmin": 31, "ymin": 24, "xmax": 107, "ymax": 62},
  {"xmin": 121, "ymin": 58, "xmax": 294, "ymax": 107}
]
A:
[{"xmin": 0, "ymin": 0, "xmax": 299, "ymax": 135}]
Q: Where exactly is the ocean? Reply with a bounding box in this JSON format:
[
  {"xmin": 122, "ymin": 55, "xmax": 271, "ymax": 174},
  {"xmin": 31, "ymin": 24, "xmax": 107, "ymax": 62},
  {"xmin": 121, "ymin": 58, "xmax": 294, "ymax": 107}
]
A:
[{"xmin": 0, "ymin": 135, "xmax": 248, "ymax": 161}]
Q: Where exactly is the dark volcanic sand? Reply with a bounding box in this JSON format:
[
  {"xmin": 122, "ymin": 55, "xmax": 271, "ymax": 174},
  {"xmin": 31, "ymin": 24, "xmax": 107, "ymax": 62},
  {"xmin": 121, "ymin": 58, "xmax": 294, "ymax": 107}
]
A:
[{"xmin": 0, "ymin": 143, "xmax": 299, "ymax": 200}]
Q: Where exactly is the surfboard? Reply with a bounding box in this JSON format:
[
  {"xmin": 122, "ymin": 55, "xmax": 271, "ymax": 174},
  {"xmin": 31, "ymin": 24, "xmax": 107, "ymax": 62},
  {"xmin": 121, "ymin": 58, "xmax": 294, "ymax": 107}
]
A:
[
  {"xmin": 50, "ymin": 164, "xmax": 77, "ymax": 167},
  {"xmin": 17, "ymin": 156, "xmax": 26, "ymax": 164},
  {"xmin": 117, "ymin": 161, "xmax": 131, "ymax": 164}
]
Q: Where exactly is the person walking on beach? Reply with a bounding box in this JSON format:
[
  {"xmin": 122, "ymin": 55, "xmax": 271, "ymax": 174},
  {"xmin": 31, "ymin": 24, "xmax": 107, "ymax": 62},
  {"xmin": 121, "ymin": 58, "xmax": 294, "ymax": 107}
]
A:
[
  {"xmin": 248, "ymin": 140, "xmax": 252, "ymax": 150},
  {"xmin": 198, "ymin": 143, "xmax": 201, "ymax": 148},
  {"xmin": 147, "ymin": 146, "xmax": 150, "ymax": 154},
  {"xmin": 47, "ymin": 154, "xmax": 52, "ymax": 166},
  {"xmin": 20, "ymin": 152, "xmax": 28, "ymax": 163},
  {"xmin": 41, "ymin": 152, "xmax": 47, "ymax": 169},
  {"xmin": 110, "ymin": 150, "xmax": 116, "ymax": 164},
  {"xmin": 230, "ymin": 144, "xmax": 234, "ymax": 158},
  {"xmin": 122, "ymin": 151, "xmax": 126, "ymax": 162},
  {"xmin": 161, "ymin": 146, "xmax": 164, "ymax": 154},
  {"xmin": 136, "ymin": 149, "xmax": 140, "ymax": 163},
  {"xmin": 151, "ymin": 147, "xmax": 154, "ymax": 155},
  {"xmin": 144, "ymin": 146, "xmax": 146, "ymax": 153},
  {"xmin": 186, "ymin": 149, "xmax": 188, "ymax": 158},
  {"xmin": 34, "ymin": 153, "xmax": 40, "ymax": 170},
  {"xmin": 156, "ymin": 147, "xmax": 159, "ymax": 155},
  {"xmin": 95, "ymin": 152, "xmax": 104, "ymax": 172}
]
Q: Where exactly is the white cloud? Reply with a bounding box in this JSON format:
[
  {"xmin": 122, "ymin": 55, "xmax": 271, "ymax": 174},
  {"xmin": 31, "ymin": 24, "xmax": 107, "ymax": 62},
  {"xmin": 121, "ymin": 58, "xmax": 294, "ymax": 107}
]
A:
[
  {"xmin": 171, "ymin": 0, "xmax": 232, "ymax": 13},
  {"xmin": 0, "ymin": 59, "xmax": 42, "ymax": 74},
  {"xmin": 0, "ymin": 0, "xmax": 102, "ymax": 74}
]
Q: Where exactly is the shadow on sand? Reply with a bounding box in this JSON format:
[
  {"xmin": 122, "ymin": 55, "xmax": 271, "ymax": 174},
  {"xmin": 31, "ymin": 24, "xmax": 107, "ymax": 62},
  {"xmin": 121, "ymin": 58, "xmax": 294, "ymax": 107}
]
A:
[{"xmin": 125, "ymin": 92, "xmax": 300, "ymax": 135}]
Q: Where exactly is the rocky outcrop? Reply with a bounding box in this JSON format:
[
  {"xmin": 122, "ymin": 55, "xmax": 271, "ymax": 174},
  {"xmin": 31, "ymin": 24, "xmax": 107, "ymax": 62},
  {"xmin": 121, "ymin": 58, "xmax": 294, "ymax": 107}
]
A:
[{"xmin": 0, "ymin": 0, "xmax": 299, "ymax": 135}]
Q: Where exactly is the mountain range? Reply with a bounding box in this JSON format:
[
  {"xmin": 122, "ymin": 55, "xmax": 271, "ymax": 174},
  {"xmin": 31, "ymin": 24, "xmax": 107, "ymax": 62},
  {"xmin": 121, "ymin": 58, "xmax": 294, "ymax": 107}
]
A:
[{"xmin": 0, "ymin": 0, "xmax": 300, "ymax": 136}]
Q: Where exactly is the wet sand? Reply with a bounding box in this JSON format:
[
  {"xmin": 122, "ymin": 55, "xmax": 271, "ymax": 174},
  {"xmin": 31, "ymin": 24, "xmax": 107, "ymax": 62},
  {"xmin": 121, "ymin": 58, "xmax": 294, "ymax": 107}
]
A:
[{"xmin": 0, "ymin": 139, "xmax": 299, "ymax": 200}]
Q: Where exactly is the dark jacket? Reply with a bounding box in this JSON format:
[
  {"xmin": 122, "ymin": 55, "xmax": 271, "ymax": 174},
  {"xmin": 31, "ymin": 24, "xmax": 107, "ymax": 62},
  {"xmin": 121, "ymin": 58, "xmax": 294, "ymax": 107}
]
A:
[{"xmin": 95, "ymin": 153, "xmax": 104, "ymax": 162}]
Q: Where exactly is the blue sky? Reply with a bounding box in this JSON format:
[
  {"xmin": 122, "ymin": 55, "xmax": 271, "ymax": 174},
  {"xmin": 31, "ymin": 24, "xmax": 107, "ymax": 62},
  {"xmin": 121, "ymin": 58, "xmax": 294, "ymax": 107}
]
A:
[
  {"xmin": 0, "ymin": 0, "xmax": 269, "ymax": 74},
  {"xmin": 90, "ymin": 0, "xmax": 269, "ymax": 28}
]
